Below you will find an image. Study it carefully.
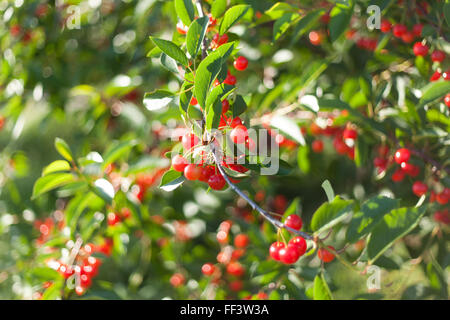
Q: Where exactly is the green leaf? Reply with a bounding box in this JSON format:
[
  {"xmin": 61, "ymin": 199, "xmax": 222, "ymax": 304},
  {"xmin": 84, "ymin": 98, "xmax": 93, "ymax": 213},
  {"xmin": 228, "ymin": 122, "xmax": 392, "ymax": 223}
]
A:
[
  {"xmin": 321, "ymin": 180, "xmax": 335, "ymax": 202},
  {"xmin": 367, "ymin": 206, "xmax": 427, "ymax": 264},
  {"xmin": 419, "ymin": 81, "xmax": 450, "ymax": 107},
  {"xmin": 219, "ymin": 5, "xmax": 250, "ymax": 35},
  {"xmin": 143, "ymin": 90, "xmax": 174, "ymax": 111},
  {"xmin": 273, "ymin": 12, "xmax": 299, "ymax": 42},
  {"xmin": 444, "ymin": 1, "xmax": 450, "ymax": 27},
  {"xmin": 329, "ymin": 4, "xmax": 353, "ymax": 42},
  {"xmin": 42, "ymin": 281, "xmax": 63, "ymax": 300},
  {"xmin": 159, "ymin": 169, "xmax": 185, "ymax": 192},
  {"xmin": 42, "ymin": 160, "xmax": 71, "ymax": 176},
  {"xmin": 102, "ymin": 139, "xmax": 137, "ymax": 170},
  {"xmin": 93, "ymin": 178, "xmax": 115, "ymax": 204},
  {"xmin": 187, "ymin": 16, "xmax": 208, "ymax": 58},
  {"xmin": 346, "ymin": 196, "xmax": 399, "ymax": 243},
  {"xmin": 310, "ymin": 196, "xmax": 354, "ymax": 233},
  {"xmin": 291, "ymin": 9, "xmax": 326, "ymax": 42},
  {"xmin": 194, "ymin": 42, "xmax": 234, "ymax": 108},
  {"xmin": 54, "ymin": 138, "xmax": 73, "ymax": 162},
  {"xmin": 150, "ymin": 37, "xmax": 189, "ymax": 67},
  {"xmin": 32, "ymin": 173, "xmax": 76, "ymax": 199},
  {"xmin": 179, "ymin": 82, "xmax": 193, "ymax": 116},
  {"xmin": 205, "ymin": 83, "xmax": 235, "ymax": 110},
  {"xmin": 270, "ymin": 115, "xmax": 305, "ymax": 146},
  {"xmin": 313, "ymin": 273, "xmax": 333, "ymax": 300},
  {"xmin": 160, "ymin": 53, "xmax": 179, "ymax": 74},
  {"xmin": 174, "ymin": 0, "xmax": 195, "ymax": 27},
  {"xmin": 232, "ymin": 95, "xmax": 247, "ymax": 118},
  {"xmin": 297, "ymin": 145, "xmax": 310, "ymax": 173},
  {"xmin": 32, "ymin": 267, "xmax": 63, "ymax": 281},
  {"xmin": 206, "ymin": 99, "xmax": 223, "ymax": 131},
  {"xmin": 211, "ymin": 0, "xmax": 227, "ymax": 18},
  {"xmin": 126, "ymin": 157, "xmax": 170, "ymax": 175}
]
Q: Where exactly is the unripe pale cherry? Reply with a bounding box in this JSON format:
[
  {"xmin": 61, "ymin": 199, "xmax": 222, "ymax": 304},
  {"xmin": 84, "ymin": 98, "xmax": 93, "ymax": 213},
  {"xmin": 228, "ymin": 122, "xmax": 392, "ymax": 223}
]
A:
[
  {"xmin": 309, "ymin": 31, "xmax": 322, "ymax": 45},
  {"xmin": 233, "ymin": 56, "xmax": 248, "ymax": 71},
  {"xmin": 412, "ymin": 181, "xmax": 428, "ymax": 197},
  {"xmin": 318, "ymin": 246, "xmax": 335, "ymax": 263},
  {"xmin": 181, "ymin": 132, "xmax": 199, "ymax": 150},
  {"xmin": 284, "ymin": 214, "xmax": 303, "ymax": 230},
  {"xmin": 172, "ymin": 154, "xmax": 188, "ymax": 172},
  {"xmin": 394, "ymin": 148, "xmax": 411, "ymax": 164}
]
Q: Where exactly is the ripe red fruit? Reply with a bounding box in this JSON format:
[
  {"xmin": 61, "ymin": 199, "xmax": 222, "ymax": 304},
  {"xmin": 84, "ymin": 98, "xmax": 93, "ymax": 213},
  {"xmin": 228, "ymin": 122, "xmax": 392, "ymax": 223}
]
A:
[
  {"xmin": 234, "ymin": 234, "xmax": 249, "ymax": 248},
  {"xmin": 181, "ymin": 132, "xmax": 199, "ymax": 150},
  {"xmin": 445, "ymin": 94, "xmax": 450, "ymax": 108},
  {"xmin": 309, "ymin": 31, "xmax": 322, "ymax": 45},
  {"xmin": 443, "ymin": 69, "xmax": 450, "ymax": 81},
  {"xmin": 201, "ymin": 263, "xmax": 216, "ymax": 276},
  {"xmin": 278, "ymin": 246, "xmax": 300, "ymax": 264},
  {"xmin": 412, "ymin": 181, "xmax": 428, "ymax": 197},
  {"xmin": 184, "ymin": 164, "xmax": 202, "ymax": 181},
  {"xmin": 199, "ymin": 166, "xmax": 215, "ymax": 182},
  {"xmin": 172, "ymin": 154, "xmax": 188, "ymax": 172},
  {"xmin": 333, "ymin": 137, "xmax": 349, "ymax": 155},
  {"xmin": 212, "ymin": 33, "xmax": 228, "ymax": 47},
  {"xmin": 373, "ymin": 157, "xmax": 388, "ymax": 169},
  {"xmin": 430, "ymin": 70, "xmax": 442, "ymax": 82},
  {"xmin": 436, "ymin": 188, "xmax": 449, "ymax": 205},
  {"xmin": 223, "ymin": 71, "xmax": 237, "ymax": 85},
  {"xmin": 233, "ymin": 56, "xmax": 248, "ymax": 71},
  {"xmin": 230, "ymin": 125, "xmax": 248, "ymax": 144},
  {"xmin": 222, "ymin": 99, "xmax": 229, "ymax": 113},
  {"xmin": 176, "ymin": 21, "xmax": 188, "ymax": 34},
  {"xmin": 431, "ymin": 50, "xmax": 445, "ymax": 63},
  {"xmin": 434, "ymin": 210, "xmax": 450, "ymax": 225},
  {"xmin": 318, "ymin": 246, "xmax": 335, "ymax": 263},
  {"xmin": 312, "ymin": 140, "xmax": 324, "ymax": 153},
  {"xmin": 75, "ymin": 286, "xmax": 85, "ymax": 296},
  {"xmin": 284, "ymin": 214, "xmax": 303, "ymax": 231},
  {"xmin": 190, "ymin": 97, "xmax": 198, "ymax": 105},
  {"xmin": 343, "ymin": 127, "xmax": 358, "ymax": 140},
  {"xmin": 393, "ymin": 24, "xmax": 407, "ymax": 38},
  {"xmin": 320, "ymin": 13, "xmax": 330, "ymax": 24},
  {"xmin": 227, "ymin": 262, "xmax": 245, "ymax": 276},
  {"xmin": 413, "ymin": 42, "xmax": 429, "ymax": 57},
  {"xmin": 229, "ymin": 280, "xmax": 243, "ymax": 292},
  {"xmin": 401, "ymin": 31, "xmax": 415, "ymax": 43},
  {"xmin": 170, "ymin": 273, "xmax": 185, "ymax": 287},
  {"xmin": 392, "ymin": 169, "xmax": 406, "ymax": 182},
  {"xmin": 401, "ymin": 162, "xmax": 419, "ymax": 177},
  {"xmin": 269, "ymin": 241, "xmax": 285, "ymax": 261},
  {"xmin": 288, "ymin": 237, "xmax": 307, "ymax": 257},
  {"xmin": 208, "ymin": 174, "xmax": 226, "ymax": 190},
  {"xmin": 380, "ymin": 20, "xmax": 392, "ymax": 33},
  {"xmin": 107, "ymin": 212, "xmax": 121, "ymax": 226},
  {"xmin": 394, "ymin": 148, "xmax": 411, "ymax": 164},
  {"xmin": 412, "ymin": 24, "xmax": 423, "ymax": 37}
]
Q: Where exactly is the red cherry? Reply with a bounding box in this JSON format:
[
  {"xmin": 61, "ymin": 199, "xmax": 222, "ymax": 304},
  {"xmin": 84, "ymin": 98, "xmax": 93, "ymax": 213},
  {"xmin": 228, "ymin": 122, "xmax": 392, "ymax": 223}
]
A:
[
  {"xmin": 412, "ymin": 181, "xmax": 428, "ymax": 197},
  {"xmin": 75, "ymin": 286, "xmax": 85, "ymax": 296},
  {"xmin": 378, "ymin": 145, "xmax": 389, "ymax": 157},
  {"xmin": 176, "ymin": 21, "xmax": 188, "ymax": 34},
  {"xmin": 278, "ymin": 246, "xmax": 300, "ymax": 264},
  {"xmin": 199, "ymin": 166, "xmax": 215, "ymax": 182},
  {"xmin": 80, "ymin": 274, "xmax": 92, "ymax": 288},
  {"xmin": 393, "ymin": 24, "xmax": 407, "ymax": 38},
  {"xmin": 269, "ymin": 242, "xmax": 285, "ymax": 261},
  {"xmin": 230, "ymin": 125, "xmax": 248, "ymax": 144},
  {"xmin": 312, "ymin": 140, "xmax": 324, "ymax": 153},
  {"xmin": 181, "ymin": 132, "xmax": 199, "ymax": 150},
  {"xmin": 229, "ymin": 280, "xmax": 243, "ymax": 291},
  {"xmin": 226, "ymin": 262, "xmax": 245, "ymax": 277},
  {"xmin": 208, "ymin": 174, "xmax": 226, "ymax": 190},
  {"xmin": 233, "ymin": 56, "xmax": 248, "ymax": 71},
  {"xmin": 190, "ymin": 97, "xmax": 198, "ymax": 105},
  {"xmin": 284, "ymin": 214, "xmax": 303, "ymax": 231},
  {"xmin": 234, "ymin": 234, "xmax": 249, "ymax": 248},
  {"xmin": 394, "ymin": 148, "xmax": 411, "ymax": 164},
  {"xmin": 184, "ymin": 164, "xmax": 202, "ymax": 181},
  {"xmin": 392, "ymin": 169, "xmax": 406, "ymax": 182},
  {"xmin": 443, "ymin": 69, "xmax": 450, "ymax": 81},
  {"xmin": 222, "ymin": 100, "xmax": 230, "ymax": 113},
  {"xmin": 288, "ymin": 236, "xmax": 307, "ymax": 257},
  {"xmin": 212, "ymin": 33, "xmax": 228, "ymax": 47},
  {"xmin": 333, "ymin": 137, "xmax": 349, "ymax": 155},
  {"xmin": 434, "ymin": 210, "xmax": 450, "ymax": 225},
  {"xmin": 373, "ymin": 157, "xmax": 388, "ymax": 169},
  {"xmin": 201, "ymin": 263, "xmax": 216, "ymax": 276},
  {"xmin": 401, "ymin": 31, "xmax": 415, "ymax": 43},
  {"xmin": 343, "ymin": 128, "xmax": 358, "ymax": 140},
  {"xmin": 318, "ymin": 246, "xmax": 335, "ymax": 263},
  {"xmin": 380, "ymin": 20, "xmax": 392, "ymax": 33},
  {"xmin": 223, "ymin": 72, "xmax": 237, "ymax": 85},
  {"xmin": 413, "ymin": 42, "xmax": 429, "ymax": 57},
  {"xmin": 436, "ymin": 188, "xmax": 449, "ymax": 205},
  {"xmin": 401, "ymin": 162, "xmax": 420, "ymax": 177},
  {"xmin": 320, "ymin": 13, "xmax": 330, "ymax": 24},
  {"xmin": 430, "ymin": 70, "xmax": 442, "ymax": 82},
  {"xmin": 309, "ymin": 31, "xmax": 322, "ymax": 45},
  {"xmin": 412, "ymin": 24, "xmax": 423, "ymax": 37},
  {"xmin": 431, "ymin": 50, "xmax": 445, "ymax": 63},
  {"xmin": 170, "ymin": 273, "xmax": 185, "ymax": 287},
  {"xmin": 444, "ymin": 94, "xmax": 450, "ymax": 108},
  {"xmin": 172, "ymin": 155, "xmax": 188, "ymax": 172},
  {"xmin": 107, "ymin": 212, "xmax": 121, "ymax": 226}
]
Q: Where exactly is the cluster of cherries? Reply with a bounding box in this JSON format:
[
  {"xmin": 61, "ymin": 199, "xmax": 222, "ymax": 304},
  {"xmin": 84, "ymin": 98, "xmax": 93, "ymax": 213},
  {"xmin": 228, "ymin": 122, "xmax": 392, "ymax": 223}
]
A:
[{"xmin": 34, "ymin": 217, "xmax": 63, "ymax": 245}]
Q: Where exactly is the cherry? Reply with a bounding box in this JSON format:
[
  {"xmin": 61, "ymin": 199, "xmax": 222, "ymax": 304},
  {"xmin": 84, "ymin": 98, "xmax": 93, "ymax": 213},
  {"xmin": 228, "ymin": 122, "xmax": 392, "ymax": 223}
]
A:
[
  {"xmin": 212, "ymin": 33, "xmax": 228, "ymax": 47},
  {"xmin": 234, "ymin": 234, "xmax": 249, "ymax": 248},
  {"xmin": 393, "ymin": 24, "xmax": 407, "ymax": 38},
  {"xmin": 229, "ymin": 280, "xmax": 243, "ymax": 292},
  {"xmin": 176, "ymin": 21, "xmax": 188, "ymax": 34},
  {"xmin": 222, "ymin": 99, "xmax": 230, "ymax": 113},
  {"xmin": 208, "ymin": 174, "xmax": 226, "ymax": 190},
  {"xmin": 269, "ymin": 241, "xmax": 285, "ymax": 261},
  {"xmin": 58, "ymin": 264, "xmax": 75, "ymax": 279},
  {"xmin": 312, "ymin": 140, "xmax": 324, "ymax": 153},
  {"xmin": 190, "ymin": 96, "xmax": 198, "ymax": 105},
  {"xmin": 431, "ymin": 50, "xmax": 445, "ymax": 63},
  {"xmin": 434, "ymin": 210, "xmax": 450, "ymax": 225},
  {"xmin": 199, "ymin": 165, "xmax": 215, "ymax": 182},
  {"xmin": 172, "ymin": 154, "xmax": 188, "ymax": 172},
  {"xmin": 288, "ymin": 236, "xmax": 307, "ymax": 257},
  {"xmin": 320, "ymin": 13, "xmax": 330, "ymax": 24},
  {"xmin": 401, "ymin": 31, "xmax": 414, "ymax": 43},
  {"xmin": 413, "ymin": 42, "xmax": 429, "ymax": 57},
  {"xmin": 107, "ymin": 212, "xmax": 121, "ymax": 226},
  {"xmin": 394, "ymin": 148, "xmax": 411, "ymax": 164},
  {"xmin": 201, "ymin": 263, "xmax": 216, "ymax": 276},
  {"xmin": 318, "ymin": 246, "xmax": 335, "ymax": 263},
  {"xmin": 443, "ymin": 69, "xmax": 450, "ymax": 80},
  {"xmin": 430, "ymin": 70, "xmax": 442, "ymax": 82},
  {"xmin": 436, "ymin": 188, "xmax": 449, "ymax": 205},
  {"xmin": 170, "ymin": 273, "xmax": 185, "ymax": 287},
  {"xmin": 80, "ymin": 274, "xmax": 92, "ymax": 288},
  {"xmin": 333, "ymin": 137, "xmax": 350, "ymax": 155},
  {"xmin": 181, "ymin": 132, "xmax": 199, "ymax": 150},
  {"xmin": 309, "ymin": 31, "xmax": 322, "ymax": 46},
  {"xmin": 401, "ymin": 162, "xmax": 419, "ymax": 177},
  {"xmin": 373, "ymin": 157, "xmax": 388, "ymax": 169},
  {"xmin": 75, "ymin": 286, "xmax": 85, "ymax": 296},
  {"xmin": 230, "ymin": 125, "xmax": 248, "ymax": 144},
  {"xmin": 278, "ymin": 245, "xmax": 300, "ymax": 264},
  {"xmin": 223, "ymin": 71, "xmax": 237, "ymax": 85},
  {"xmin": 184, "ymin": 164, "xmax": 202, "ymax": 181},
  {"xmin": 233, "ymin": 56, "xmax": 248, "ymax": 71},
  {"xmin": 343, "ymin": 127, "xmax": 357, "ymax": 140},
  {"xmin": 412, "ymin": 24, "xmax": 423, "ymax": 37},
  {"xmin": 216, "ymin": 230, "xmax": 229, "ymax": 243},
  {"xmin": 412, "ymin": 181, "xmax": 428, "ymax": 197},
  {"xmin": 284, "ymin": 214, "xmax": 303, "ymax": 230},
  {"xmin": 380, "ymin": 20, "xmax": 392, "ymax": 33},
  {"xmin": 445, "ymin": 94, "xmax": 450, "ymax": 108},
  {"xmin": 226, "ymin": 262, "xmax": 245, "ymax": 276}
]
